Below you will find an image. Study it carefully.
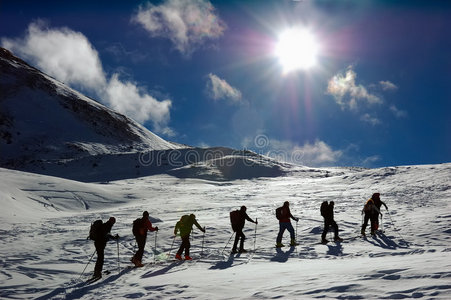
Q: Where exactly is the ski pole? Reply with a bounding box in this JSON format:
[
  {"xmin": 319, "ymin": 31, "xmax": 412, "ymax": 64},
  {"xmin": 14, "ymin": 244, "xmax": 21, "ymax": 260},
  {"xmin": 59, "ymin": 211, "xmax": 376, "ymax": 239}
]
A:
[
  {"xmin": 117, "ymin": 239, "xmax": 120, "ymax": 273},
  {"xmin": 168, "ymin": 235, "xmax": 176, "ymax": 257},
  {"xmin": 296, "ymin": 220, "xmax": 298, "ymax": 242},
  {"xmin": 201, "ymin": 227, "xmax": 206, "ymax": 257},
  {"xmin": 154, "ymin": 231, "xmax": 158, "ymax": 252},
  {"xmin": 253, "ymin": 218, "xmax": 258, "ymax": 252},
  {"xmin": 221, "ymin": 232, "xmax": 235, "ymax": 256},
  {"xmin": 154, "ymin": 231, "xmax": 158, "ymax": 263},
  {"xmin": 79, "ymin": 249, "xmax": 96, "ymax": 279}
]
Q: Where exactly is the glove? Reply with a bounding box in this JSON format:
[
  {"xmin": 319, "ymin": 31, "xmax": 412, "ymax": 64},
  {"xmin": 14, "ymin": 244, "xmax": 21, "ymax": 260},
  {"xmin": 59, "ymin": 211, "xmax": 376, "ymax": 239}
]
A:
[
  {"xmin": 115, "ymin": 234, "xmax": 120, "ymax": 240},
  {"xmin": 155, "ymin": 226, "xmax": 159, "ymax": 231},
  {"xmin": 296, "ymin": 218, "xmax": 299, "ymax": 222},
  {"xmin": 202, "ymin": 227, "xmax": 206, "ymax": 233}
]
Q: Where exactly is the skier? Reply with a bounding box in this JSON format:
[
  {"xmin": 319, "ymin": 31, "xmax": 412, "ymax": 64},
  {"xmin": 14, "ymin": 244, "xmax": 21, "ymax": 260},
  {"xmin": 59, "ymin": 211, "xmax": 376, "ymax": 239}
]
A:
[
  {"xmin": 230, "ymin": 206, "xmax": 258, "ymax": 253},
  {"xmin": 173, "ymin": 214, "xmax": 205, "ymax": 260},
  {"xmin": 320, "ymin": 201, "xmax": 342, "ymax": 243},
  {"xmin": 361, "ymin": 193, "xmax": 386, "ymax": 235},
  {"xmin": 131, "ymin": 211, "xmax": 158, "ymax": 267},
  {"xmin": 276, "ymin": 201, "xmax": 299, "ymax": 247},
  {"xmin": 372, "ymin": 192, "xmax": 388, "ymax": 230},
  {"xmin": 92, "ymin": 217, "xmax": 119, "ymax": 278}
]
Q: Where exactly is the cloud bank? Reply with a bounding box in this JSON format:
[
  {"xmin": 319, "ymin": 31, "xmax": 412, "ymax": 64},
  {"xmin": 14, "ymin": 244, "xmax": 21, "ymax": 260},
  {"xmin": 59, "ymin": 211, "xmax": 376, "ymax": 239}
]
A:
[
  {"xmin": 205, "ymin": 73, "xmax": 242, "ymax": 103},
  {"xmin": 132, "ymin": 0, "xmax": 226, "ymax": 56},
  {"xmin": 1, "ymin": 21, "xmax": 172, "ymax": 134}
]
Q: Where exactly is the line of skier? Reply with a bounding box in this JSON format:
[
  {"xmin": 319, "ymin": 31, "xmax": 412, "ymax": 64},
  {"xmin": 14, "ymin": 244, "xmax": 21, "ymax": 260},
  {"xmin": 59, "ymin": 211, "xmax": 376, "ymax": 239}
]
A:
[{"xmin": 87, "ymin": 192, "xmax": 388, "ymax": 279}]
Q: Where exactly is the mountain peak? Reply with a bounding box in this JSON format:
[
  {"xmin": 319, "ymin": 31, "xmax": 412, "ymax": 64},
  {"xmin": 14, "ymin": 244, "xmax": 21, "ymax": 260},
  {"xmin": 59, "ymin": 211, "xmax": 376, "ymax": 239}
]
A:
[{"xmin": 0, "ymin": 47, "xmax": 183, "ymax": 169}]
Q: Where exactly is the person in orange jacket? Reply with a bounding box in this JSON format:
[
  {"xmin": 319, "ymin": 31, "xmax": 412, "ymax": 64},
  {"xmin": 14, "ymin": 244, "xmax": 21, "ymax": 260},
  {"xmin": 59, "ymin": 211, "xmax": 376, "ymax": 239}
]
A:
[{"xmin": 131, "ymin": 211, "xmax": 158, "ymax": 267}]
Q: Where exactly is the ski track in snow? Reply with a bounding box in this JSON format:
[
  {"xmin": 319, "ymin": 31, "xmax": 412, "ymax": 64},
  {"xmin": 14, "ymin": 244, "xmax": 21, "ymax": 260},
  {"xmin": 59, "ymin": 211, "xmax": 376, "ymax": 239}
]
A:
[{"xmin": 0, "ymin": 164, "xmax": 450, "ymax": 299}]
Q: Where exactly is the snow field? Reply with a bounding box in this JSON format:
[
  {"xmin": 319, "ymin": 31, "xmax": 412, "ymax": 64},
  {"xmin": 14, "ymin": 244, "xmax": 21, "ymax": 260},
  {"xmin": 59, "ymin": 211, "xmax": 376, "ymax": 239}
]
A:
[{"xmin": 0, "ymin": 163, "xmax": 450, "ymax": 299}]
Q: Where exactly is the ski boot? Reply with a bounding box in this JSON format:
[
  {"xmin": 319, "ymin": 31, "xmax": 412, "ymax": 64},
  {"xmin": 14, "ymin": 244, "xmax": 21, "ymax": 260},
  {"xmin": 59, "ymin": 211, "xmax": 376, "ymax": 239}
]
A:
[{"xmin": 290, "ymin": 239, "xmax": 299, "ymax": 246}]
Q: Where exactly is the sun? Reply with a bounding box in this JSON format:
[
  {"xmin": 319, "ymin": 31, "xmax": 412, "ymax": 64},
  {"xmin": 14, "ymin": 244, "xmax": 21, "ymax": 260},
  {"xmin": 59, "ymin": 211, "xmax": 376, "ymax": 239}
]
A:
[{"xmin": 275, "ymin": 28, "xmax": 319, "ymax": 73}]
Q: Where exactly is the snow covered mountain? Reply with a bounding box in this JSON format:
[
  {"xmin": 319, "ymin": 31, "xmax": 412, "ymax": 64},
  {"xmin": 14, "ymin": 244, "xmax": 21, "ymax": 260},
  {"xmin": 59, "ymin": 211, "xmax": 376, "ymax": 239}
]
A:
[
  {"xmin": 0, "ymin": 47, "xmax": 182, "ymax": 160},
  {"xmin": 0, "ymin": 48, "xmax": 286, "ymax": 182}
]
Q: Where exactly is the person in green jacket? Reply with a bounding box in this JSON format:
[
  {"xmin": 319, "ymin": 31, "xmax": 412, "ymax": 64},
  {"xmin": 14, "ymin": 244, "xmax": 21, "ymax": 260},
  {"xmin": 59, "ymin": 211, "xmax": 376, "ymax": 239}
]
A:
[{"xmin": 174, "ymin": 214, "xmax": 205, "ymax": 260}]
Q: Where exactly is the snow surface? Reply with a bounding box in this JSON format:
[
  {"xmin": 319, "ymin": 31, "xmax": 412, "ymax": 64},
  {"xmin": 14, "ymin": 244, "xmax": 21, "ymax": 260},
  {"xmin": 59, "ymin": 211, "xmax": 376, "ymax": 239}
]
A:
[{"xmin": 1, "ymin": 163, "xmax": 450, "ymax": 299}]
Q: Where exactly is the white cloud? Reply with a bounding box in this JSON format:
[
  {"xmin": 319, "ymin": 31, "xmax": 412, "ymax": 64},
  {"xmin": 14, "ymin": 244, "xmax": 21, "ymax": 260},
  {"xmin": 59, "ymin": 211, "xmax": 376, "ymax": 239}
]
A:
[
  {"xmin": 389, "ymin": 105, "xmax": 408, "ymax": 118},
  {"xmin": 379, "ymin": 80, "xmax": 398, "ymax": 91},
  {"xmin": 104, "ymin": 74, "xmax": 172, "ymax": 128},
  {"xmin": 327, "ymin": 67, "xmax": 382, "ymax": 111},
  {"xmin": 2, "ymin": 21, "xmax": 106, "ymax": 90},
  {"xmin": 205, "ymin": 73, "xmax": 242, "ymax": 103},
  {"xmin": 360, "ymin": 113, "xmax": 381, "ymax": 126},
  {"xmin": 132, "ymin": 0, "xmax": 226, "ymax": 56},
  {"xmin": 1, "ymin": 21, "xmax": 172, "ymax": 134}
]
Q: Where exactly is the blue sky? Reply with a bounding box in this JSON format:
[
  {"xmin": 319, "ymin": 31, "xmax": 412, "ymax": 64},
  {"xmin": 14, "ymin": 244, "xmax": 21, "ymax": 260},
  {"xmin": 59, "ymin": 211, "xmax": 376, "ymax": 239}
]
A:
[{"xmin": 1, "ymin": 0, "xmax": 450, "ymax": 167}]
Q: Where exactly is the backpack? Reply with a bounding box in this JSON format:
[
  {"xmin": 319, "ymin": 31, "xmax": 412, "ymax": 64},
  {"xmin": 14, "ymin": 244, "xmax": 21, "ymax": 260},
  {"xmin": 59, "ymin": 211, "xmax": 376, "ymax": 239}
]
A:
[
  {"xmin": 230, "ymin": 210, "xmax": 240, "ymax": 232},
  {"xmin": 363, "ymin": 199, "xmax": 375, "ymax": 213},
  {"xmin": 320, "ymin": 201, "xmax": 328, "ymax": 217},
  {"xmin": 275, "ymin": 207, "xmax": 283, "ymax": 220},
  {"xmin": 89, "ymin": 219, "xmax": 103, "ymax": 241},
  {"xmin": 132, "ymin": 218, "xmax": 143, "ymax": 236}
]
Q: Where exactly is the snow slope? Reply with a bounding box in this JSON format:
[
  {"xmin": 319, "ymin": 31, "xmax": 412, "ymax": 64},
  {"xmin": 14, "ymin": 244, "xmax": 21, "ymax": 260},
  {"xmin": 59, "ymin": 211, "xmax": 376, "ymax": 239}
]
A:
[{"xmin": 1, "ymin": 163, "xmax": 450, "ymax": 299}]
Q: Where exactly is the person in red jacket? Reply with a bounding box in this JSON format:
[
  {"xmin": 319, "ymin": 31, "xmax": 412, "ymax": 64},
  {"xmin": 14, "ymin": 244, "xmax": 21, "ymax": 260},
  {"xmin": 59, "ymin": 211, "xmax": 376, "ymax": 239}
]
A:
[
  {"xmin": 276, "ymin": 201, "xmax": 299, "ymax": 248},
  {"xmin": 131, "ymin": 211, "xmax": 158, "ymax": 267}
]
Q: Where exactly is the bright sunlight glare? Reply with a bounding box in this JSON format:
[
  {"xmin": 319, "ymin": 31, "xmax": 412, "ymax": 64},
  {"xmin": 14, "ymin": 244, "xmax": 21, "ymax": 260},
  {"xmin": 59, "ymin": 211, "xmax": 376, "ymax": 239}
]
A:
[{"xmin": 275, "ymin": 28, "xmax": 319, "ymax": 73}]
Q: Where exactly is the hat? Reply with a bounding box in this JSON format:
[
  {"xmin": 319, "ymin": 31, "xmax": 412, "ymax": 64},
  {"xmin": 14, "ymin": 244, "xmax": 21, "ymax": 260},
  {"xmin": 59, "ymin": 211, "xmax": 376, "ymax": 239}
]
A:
[
  {"xmin": 109, "ymin": 217, "xmax": 116, "ymax": 224},
  {"xmin": 143, "ymin": 211, "xmax": 149, "ymax": 218},
  {"xmin": 240, "ymin": 206, "xmax": 247, "ymax": 211}
]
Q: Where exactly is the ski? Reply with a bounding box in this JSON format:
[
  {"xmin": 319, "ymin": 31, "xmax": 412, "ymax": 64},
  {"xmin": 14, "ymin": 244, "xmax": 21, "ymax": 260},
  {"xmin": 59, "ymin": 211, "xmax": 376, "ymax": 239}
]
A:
[{"xmin": 84, "ymin": 276, "xmax": 102, "ymax": 285}]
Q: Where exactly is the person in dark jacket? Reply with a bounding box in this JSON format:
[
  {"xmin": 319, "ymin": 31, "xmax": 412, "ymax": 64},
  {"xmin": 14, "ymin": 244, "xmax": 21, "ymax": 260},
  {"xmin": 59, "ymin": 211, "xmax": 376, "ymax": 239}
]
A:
[
  {"xmin": 131, "ymin": 211, "xmax": 158, "ymax": 267},
  {"xmin": 231, "ymin": 206, "xmax": 258, "ymax": 253},
  {"xmin": 276, "ymin": 201, "xmax": 299, "ymax": 248},
  {"xmin": 321, "ymin": 201, "xmax": 342, "ymax": 243},
  {"xmin": 93, "ymin": 217, "xmax": 119, "ymax": 278},
  {"xmin": 174, "ymin": 214, "xmax": 205, "ymax": 260},
  {"xmin": 361, "ymin": 193, "xmax": 387, "ymax": 235}
]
